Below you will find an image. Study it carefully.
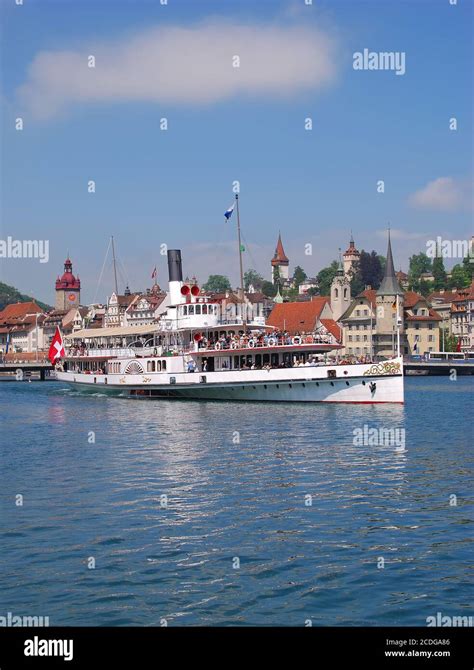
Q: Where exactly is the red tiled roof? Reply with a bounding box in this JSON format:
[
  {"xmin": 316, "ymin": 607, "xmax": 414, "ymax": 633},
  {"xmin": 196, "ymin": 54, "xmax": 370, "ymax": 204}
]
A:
[
  {"xmin": 405, "ymin": 307, "xmax": 442, "ymax": 322},
  {"xmin": 428, "ymin": 291, "xmax": 459, "ymax": 303},
  {"xmin": 271, "ymin": 234, "xmax": 289, "ymax": 265},
  {"xmin": 0, "ymin": 302, "xmax": 43, "ymax": 323},
  {"xmin": 320, "ymin": 318, "xmax": 342, "ymax": 342},
  {"xmin": 267, "ymin": 298, "xmax": 329, "ymax": 334},
  {"xmin": 356, "ymin": 289, "xmax": 377, "ymax": 308},
  {"xmin": 403, "ymin": 290, "xmax": 424, "ymax": 309}
]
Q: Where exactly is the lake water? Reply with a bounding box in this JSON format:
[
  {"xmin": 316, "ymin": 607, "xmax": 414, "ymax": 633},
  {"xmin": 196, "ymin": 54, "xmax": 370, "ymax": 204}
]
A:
[{"xmin": 0, "ymin": 377, "xmax": 472, "ymax": 626}]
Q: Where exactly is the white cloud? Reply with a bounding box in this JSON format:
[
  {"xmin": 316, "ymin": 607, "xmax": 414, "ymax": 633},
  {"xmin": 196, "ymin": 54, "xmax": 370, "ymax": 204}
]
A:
[
  {"xmin": 17, "ymin": 20, "xmax": 338, "ymax": 119},
  {"xmin": 408, "ymin": 177, "xmax": 467, "ymax": 211}
]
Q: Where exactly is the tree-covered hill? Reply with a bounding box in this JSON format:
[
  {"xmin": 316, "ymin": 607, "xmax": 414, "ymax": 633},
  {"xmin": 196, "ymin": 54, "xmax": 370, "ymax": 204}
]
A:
[{"xmin": 0, "ymin": 281, "xmax": 52, "ymax": 312}]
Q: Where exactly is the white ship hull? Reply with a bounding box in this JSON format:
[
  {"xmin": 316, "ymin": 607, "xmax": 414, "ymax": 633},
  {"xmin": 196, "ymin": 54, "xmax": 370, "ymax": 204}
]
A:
[{"xmin": 56, "ymin": 358, "xmax": 404, "ymax": 403}]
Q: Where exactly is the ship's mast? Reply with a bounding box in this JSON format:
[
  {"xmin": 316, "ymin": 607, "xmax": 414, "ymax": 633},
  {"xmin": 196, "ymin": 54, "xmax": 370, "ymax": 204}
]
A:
[
  {"xmin": 235, "ymin": 194, "xmax": 246, "ymax": 331},
  {"xmin": 111, "ymin": 235, "xmax": 119, "ymax": 296}
]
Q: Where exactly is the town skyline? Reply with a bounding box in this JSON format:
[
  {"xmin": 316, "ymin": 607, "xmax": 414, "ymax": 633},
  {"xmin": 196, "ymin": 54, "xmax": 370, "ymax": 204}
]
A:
[{"xmin": 1, "ymin": 0, "xmax": 472, "ymax": 304}]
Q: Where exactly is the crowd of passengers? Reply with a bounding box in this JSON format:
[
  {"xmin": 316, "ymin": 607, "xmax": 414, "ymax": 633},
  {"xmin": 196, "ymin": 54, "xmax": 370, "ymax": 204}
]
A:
[{"xmin": 196, "ymin": 330, "xmax": 334, "ymax": 350}]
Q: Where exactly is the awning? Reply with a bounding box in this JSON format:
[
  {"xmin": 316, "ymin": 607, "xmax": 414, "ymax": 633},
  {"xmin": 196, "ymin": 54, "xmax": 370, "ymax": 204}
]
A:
[{"xmin": 65, "ymin": 324, "xmax": 162, "ymax": 340}]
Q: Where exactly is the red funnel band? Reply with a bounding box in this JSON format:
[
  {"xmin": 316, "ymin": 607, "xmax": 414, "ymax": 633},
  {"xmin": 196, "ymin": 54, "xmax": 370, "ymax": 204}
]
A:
[
  {"xmin": 191, "ymin": 285, "xmax": 200, "ymax": 296},
  {"xmin": 181, "ymin": 285, "xmax": 190, "ymax": 295}
]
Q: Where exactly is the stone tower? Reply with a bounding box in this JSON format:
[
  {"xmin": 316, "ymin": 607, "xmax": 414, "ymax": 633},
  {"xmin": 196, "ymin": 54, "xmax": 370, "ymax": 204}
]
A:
[
  {"xmin": 331, "ymin": 256, "xmax": 351, "ymax": 321},
  {"xmin": 343, "ymin": 233, "xmax": 360, "ymax": 277},
  {"xmin": 55, "ymin": 257, "xmax": 81, "ymax": 310},
  {"xmin": 375, "ymin": 232, "xmax": 404, "ymax": 358},
  {"xmin": 271, "ymin": 233, "xmax": 289, "ymax": 284}
]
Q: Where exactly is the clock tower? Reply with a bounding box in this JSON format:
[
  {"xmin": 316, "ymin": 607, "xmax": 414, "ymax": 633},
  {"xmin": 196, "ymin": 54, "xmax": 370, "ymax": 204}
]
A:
[{"xmin": 55, "ymin": 257, "xmax": 81, "ymax": 310}]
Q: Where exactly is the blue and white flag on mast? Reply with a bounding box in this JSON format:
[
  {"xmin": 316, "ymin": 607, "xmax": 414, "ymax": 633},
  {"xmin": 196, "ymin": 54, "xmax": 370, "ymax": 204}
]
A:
[{"xmin": 224, "ymin": 201, "xmax": 235, "ymax": 221}]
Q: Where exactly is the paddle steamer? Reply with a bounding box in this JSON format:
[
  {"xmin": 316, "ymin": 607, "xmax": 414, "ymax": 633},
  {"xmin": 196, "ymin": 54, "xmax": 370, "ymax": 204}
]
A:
[{"xmin": 56, "ymin": 249, "xmax": 404, "ymax": 403}]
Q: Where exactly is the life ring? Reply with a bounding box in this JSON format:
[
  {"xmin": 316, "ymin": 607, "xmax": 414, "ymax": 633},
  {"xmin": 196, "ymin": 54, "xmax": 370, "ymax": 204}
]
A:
[
  {"xmin": 248, "ymin": 339, "xmax": 256, "ymax": 348},
  {"xmin": 214, "ymin": 342, "xmax": 221, "ymax": 350},
  {"xmin": 267, "ymin": 337, "xmax": 276, "ymax": 346},
  {"xmin": 230, "ymin": 341, "xmax": 238, "ymax": 349},
  {"xmin": 293, "ymin": 336, "xmax": 302, "ymax": 345},
  {"xmin": 305, "ymin": 335, "xmax": 313, "ymax": 344}
]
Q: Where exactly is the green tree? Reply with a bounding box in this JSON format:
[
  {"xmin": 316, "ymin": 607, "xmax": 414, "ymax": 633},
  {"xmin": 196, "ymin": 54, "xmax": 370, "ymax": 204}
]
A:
[
  {"xmin": 243, "ymin": 269, "xmax": 264, "ymax": 291},
  {"xmin": 442, "ymin": 331, "xmax": 460, "ymax": 352},
  {"xmin": 462, "ymin": 252, "xmax": 473, "ymax": 282},
  {"xmin": 202, "ymin": 274, "xmax": 232, "ymax": 293},
  {"xmin": 292, "ymin": 265, "xmax": 307, "ymax": 287},
  {"xmin": 408, "ymin": 253, "xmax": 432, "ymax": 290},
  {"xmin": 432, "ymin": 255, "xmax": 447, "ymax": 291},
  {"xmin": 317, "ymin": 260, "xmax": 339, "ymax": 296},
  {"xmin": 307, "ymin": 286, "xmax": 319, "ymax": 296},
  {"xmin": 261, "ymin": 280, "xmax": 277, "ymax": 298},
  {"xmin": 448, "ymin": 264, "xmax": 470, "ymax": 290}
]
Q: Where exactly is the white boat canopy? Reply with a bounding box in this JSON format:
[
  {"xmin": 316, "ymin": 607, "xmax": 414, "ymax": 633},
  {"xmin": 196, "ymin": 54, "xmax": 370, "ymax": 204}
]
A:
[{"xmin": 65, "ymin": 324, "xmax": 162, "ymax": 340}]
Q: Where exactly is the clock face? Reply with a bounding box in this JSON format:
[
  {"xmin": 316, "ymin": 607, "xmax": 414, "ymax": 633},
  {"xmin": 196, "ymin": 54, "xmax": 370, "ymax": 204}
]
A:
[{"xmin": 68, "ymin": 293, "xmax": 77, "ymax": 303}]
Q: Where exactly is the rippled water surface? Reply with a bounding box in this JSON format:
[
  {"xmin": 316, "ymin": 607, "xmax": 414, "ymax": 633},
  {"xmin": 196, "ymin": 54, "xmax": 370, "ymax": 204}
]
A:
[{"xmin": 0, "ymin": 377, "xmax": 472, "ymax": 626}]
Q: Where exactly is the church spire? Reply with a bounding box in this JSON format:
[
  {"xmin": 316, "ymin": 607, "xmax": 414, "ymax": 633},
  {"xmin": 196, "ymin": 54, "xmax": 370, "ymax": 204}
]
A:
[{"xmin": 377, "ymin": 229, "xmax": 403, "ymax": 295}]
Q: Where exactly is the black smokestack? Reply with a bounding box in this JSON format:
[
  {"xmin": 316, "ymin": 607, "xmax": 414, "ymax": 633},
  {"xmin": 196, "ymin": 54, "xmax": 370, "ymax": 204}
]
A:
[{"xmin": 167, "ymin": 249, "xmax": 183, "ymax": 282}]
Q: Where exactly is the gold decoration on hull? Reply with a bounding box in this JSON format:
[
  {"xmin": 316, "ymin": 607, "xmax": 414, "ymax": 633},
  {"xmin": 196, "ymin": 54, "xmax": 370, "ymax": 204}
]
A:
[{"xmin": 363, "ymin": 361, "xmax": 401, "ymax": 376}]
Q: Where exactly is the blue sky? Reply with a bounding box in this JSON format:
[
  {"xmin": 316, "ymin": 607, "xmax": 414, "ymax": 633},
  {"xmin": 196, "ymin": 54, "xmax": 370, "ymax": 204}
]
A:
[{"xmin": 1, "ymin": 0, "xmax": 472, "ymax": 304}]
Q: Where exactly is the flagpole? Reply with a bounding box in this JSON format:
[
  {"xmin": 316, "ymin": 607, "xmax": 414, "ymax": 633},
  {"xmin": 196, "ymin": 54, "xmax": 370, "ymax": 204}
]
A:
[
  {"xmin": 235, "ymin": 194, "xmax": 246, "ymax": 331},
  {"xmin": 396, "ymin": 294, "xmax": 400, "ymax": 358},
  {"xmin": 111, "ymin": 236, "xmax": 119, "ymax": 296}
]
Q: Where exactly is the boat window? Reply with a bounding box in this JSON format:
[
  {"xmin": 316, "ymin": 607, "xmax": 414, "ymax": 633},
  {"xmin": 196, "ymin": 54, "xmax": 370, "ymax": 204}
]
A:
[
  {"xmin": 195, "ymin": 305, "xmax": 201, "ymax": 315},
  {"xmin": 271, "ymin": 353, "xmax": 279, "ymax": 367},
  {"xmin": 188, "ymin": 305, "xmax": 194, "ymax": 315},
  {"xmin": 147, "ymin": 361, "xmax": 155, "ymax": 372},
  {"xmin": 255, "ymin": 354, "xmax": 262, "ymax": 367},
  {"xmin": 162, "ymin": 360, "xmax": 166, "ymax": 371},
  {"xmin": 183, "ymin": 306, "xmax": 187, "ymax": 315},
  {"xmin": 202, "ymin": 305, "xmax": 207, "ymax": 314},
  {"xmin": 263, "ymin": 354, "xmax": 270, "ymax": 365}
]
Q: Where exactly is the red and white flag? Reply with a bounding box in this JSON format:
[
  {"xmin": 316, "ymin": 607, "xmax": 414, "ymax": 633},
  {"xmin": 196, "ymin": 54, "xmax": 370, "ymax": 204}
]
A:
[
  {"xmin": 151, "ymin": 266, "xmax": 157, "ymax": 280},
  {"xmin": 48, "ymin": 326, "xmax": 65, "ymax": 365}
]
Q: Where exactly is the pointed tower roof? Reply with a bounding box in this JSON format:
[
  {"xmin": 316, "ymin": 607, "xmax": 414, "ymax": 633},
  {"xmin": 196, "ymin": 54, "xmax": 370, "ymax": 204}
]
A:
[
  {"xmin": 343, "ymin": 231, "xmax": 360, "ymax": 256},
  {"xmin": 274, "ymin": 285, "xmax": 284, "ymax": 303},
  {"xmin": 377, "ymin": 231, "xmax": 403, "ymax": 296},
  {"xmin": 271, "ymin": 233, "xmax": 289, "ymax": 266}
]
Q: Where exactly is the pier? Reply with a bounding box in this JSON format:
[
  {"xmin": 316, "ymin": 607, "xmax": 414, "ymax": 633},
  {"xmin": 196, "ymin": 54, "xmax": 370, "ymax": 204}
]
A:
[
  {"xmin": 404, "ymin": 360, "xmax": 474, "ymax": 376},
  {"xmin": 0, "ymin": 354, "xmax": 53, "ymax": 381}
]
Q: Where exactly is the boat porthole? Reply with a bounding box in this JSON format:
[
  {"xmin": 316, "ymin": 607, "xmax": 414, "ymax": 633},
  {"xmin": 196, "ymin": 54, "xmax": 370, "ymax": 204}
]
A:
[
  {"xmin": 289, "ymin": 384, "xmax": 292, "ymax": 388},
  {"xmin": 264, "ymin": 385, "xmax": 267, "ymax": 389},
  {"xmin": 276, "ymin": 384, "xmax": 279, "ymax": 388},
  {"xmin": 346, "ymin": 381, "xmax": 350, "ymax": 386},
  {"xmin": 316, "ymin": 382, "xmax": 319, "ymax": 386},
  {"xmin": 302, "ymin": 383, "xmax": 305, "ymax": 387}
]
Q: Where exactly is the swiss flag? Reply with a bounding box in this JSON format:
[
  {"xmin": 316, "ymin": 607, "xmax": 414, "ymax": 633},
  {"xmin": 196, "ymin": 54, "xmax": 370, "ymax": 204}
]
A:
[{"xmin": 48, "ymin": 326, "xmax": 65, "ymax": 365}]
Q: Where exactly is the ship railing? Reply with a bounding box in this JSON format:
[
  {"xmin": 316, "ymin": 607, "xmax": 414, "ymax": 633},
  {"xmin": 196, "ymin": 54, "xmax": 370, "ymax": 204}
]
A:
[
  {"xmin": 190, "ymin": 334, "xmax": 338, "ymax": 352},
  {"xmin": 65, "ymin": 347, "xmax": 136, "ymax": 358}
]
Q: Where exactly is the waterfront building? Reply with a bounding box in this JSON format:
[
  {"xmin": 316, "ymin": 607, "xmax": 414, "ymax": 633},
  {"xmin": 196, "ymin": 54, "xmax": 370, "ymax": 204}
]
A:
[
  {"xmin": 105, "ymin": 292, "xmax": 138, "ymax": 328},
  {"xmin": 450, "ymin": 282, "xmax": 473, "ymax": 351},
  {"xmin": 299, "ymin": 278, "xmax": 318, "ymax": 295},
  {"xmin": 124, "ymin": 286, "xmax": 166, "ymax": 327},
  {"xmin": 0, "ymin": 302, "xmax": 45, "ymax": 354},
  {"xmin": 340, "ymin": 235, "xmax": 442, "ymax": 358},
  {"xmin": 55, "ymin": 257, "xmax": 81, "ymax": 310}
]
